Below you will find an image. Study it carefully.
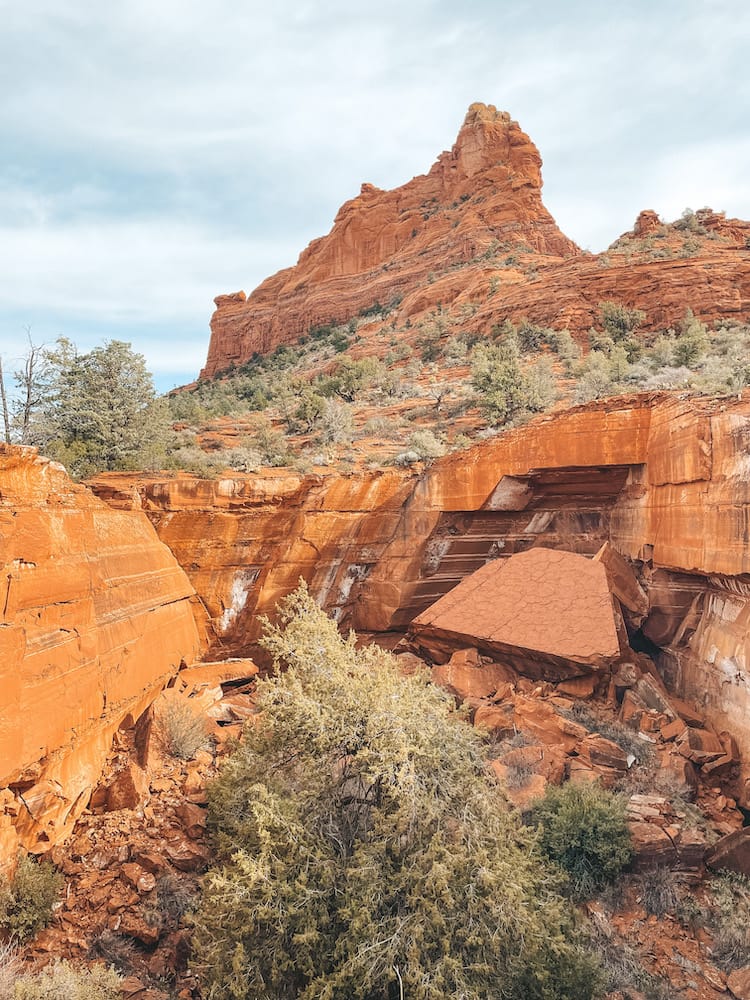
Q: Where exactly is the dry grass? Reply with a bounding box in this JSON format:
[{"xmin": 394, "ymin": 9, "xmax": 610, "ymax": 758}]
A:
[{"xmin": 155, "ymin": 696, "xmax": 209, "ymax": 760}]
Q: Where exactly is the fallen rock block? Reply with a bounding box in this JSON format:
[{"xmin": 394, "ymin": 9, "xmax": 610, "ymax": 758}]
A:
[
  {"xmin": 411, "ymin": 547, "xmax": 620, "ymax": 679},
  {"xmin": 706, "ymin": 828, "xmax": 750, "ymax": 877},
  {"xmin": 674, "ymin": 828, "xmax": 707, "ymax": 875},
  {"xmin": 627, "ymin": 794, "xmax": 673, "ymax": 825},
  {"xmin": 118, "ymin": 910, "xmax": 161, "ymax": 947},
  {"xmin": 634, "ymin": 675, "xmax": 675, "ymax": 717},
  {"xmin": 568, "ymin": 760, "xmax": 599, "ymax": 785},
  {"xmin": 578, "ymin": 733, "xmax": 629, "ymax": 772},
  {"xmin": 593, "ymin": 542, "xmax": 649, "ymax": 617},
  {"xmin": 512, "ymin": 696, "xmax": 587, "ymax": 752},
  {"xmin": 164, "ymin": 836, "xmax": 212, "ymax": 872},
  {"xmin": 556, "ymin": 675, "xmax": 598, "ymax": 699},
  {"xmin": 489, "ymin": 760, "xmax": 547, "ymax": 811},
  {"xmin": 121, "ymin": 862, "xmax": 157, "ymax": 894},
  {"xmin": 175, "ymin": 801, "xmax": 207, "ymax": 840},
  {"xmin": 628, "ymin": 821, "xmax": 677, "ymax": 870},
  {"xmin": 620, "ymin": 689, "xmax": 648, "ymax": 729},
  {"xmin": 676, "ymin": 727, "xmax": 725, "ymax": 766},
  {"xmin": 660, "ymin": 718, "xmax": 687, "ymax": 742},
  {"xmin": 432, "ymin": 656, "xmax": 516, "ymax": 703},
  {"xmin": 473, "ymin": 702, "xmax": 516, "ymax": 738},
  {"xmin": 729, "ymin": 967, "xmax": 750, "ymax": 1000},
  {"xmin": 106, "ymin": 764, "xmax": 149, "ymax": 812},
  {"xmin": 659, "ymin": 752, "xmax": 698, "ymax": 801},
  {"xmin": 176, "ymin": 658, "xmax": 258, "ymax": 694}
]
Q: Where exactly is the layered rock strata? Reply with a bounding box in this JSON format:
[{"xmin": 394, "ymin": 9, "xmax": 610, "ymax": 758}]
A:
[
  {"xmin": 202, "ymin": 105, "xmax": 750, "ymax": 376},
  {"xmin": 0, "ymin": 446, "xmax": 202, "ymax": 868},
  {"xmin": 90, "ymin": 391, "xmax": 750, "ymax": 799},
  {"xmin": 202, "ymin": 103, "xmax": 579, "ymax": 375}
]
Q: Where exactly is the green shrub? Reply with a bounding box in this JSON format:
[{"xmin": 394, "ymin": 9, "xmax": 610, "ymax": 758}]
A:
[
  {"xmin": 13, "ymin": 960, "xmax": 122, "ymax": 1000},
  {"xmin": 193, "ymin": 582, "xmax": 601, "ymax": 1000},
  {"xmin": 471, "ymin": 339, "xmax": 529, "ymax": 425},
  {"xmin": 599, "ymin": 301, "xmax": 646, "ymax": 341},
  {"xmin": 405, "ymin": 428, "xmax": 446, "ymax": 461},
  {"xmin": 317, "ymin": 399, "xmax": 354, "ymax": 445},
  {"xmin": 574, "ymin": 351, "xmax": 616, "ymax": 403},
  {"xmin": 529, "ymin": 782, "xmax": 633, "ymax": 899},
  {"xmin": 673, "ymin": 309, "xmax": 709, "ymax": 367},
  {"xmin": 0, "ymin": 855, "xmax": 63, "ymax": 941}
]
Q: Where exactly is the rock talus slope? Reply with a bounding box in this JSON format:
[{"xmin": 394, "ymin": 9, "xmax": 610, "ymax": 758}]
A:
[{"xmin": 0, "ymin": 446, "xmax": 203, "ymax": 868}]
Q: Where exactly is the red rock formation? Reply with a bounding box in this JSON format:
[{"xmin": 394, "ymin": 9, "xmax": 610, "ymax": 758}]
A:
[
  {"xmin": 411, "ymin": 548, "xmax": 620, "ymax": 677},
  {"xmin": 89, "ymin": 391, "xmax": 750, "ymax": 802},
  {"xmin": 201, "ymin": 107, "xmax": 750, "ymax": 377},
  {"xmin": 0, "ymin": 446, "xmax": 203, "ymax": 869},
  {"xmin": 201, "ymin": 103, "xmax": 579, "ymax": 376}
]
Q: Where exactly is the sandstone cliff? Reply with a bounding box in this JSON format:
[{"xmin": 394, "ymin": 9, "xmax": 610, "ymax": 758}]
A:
[
  {"xmin": 90, "ymin": 392, "xmax": 750, "ymax": 803},
  {"xmin": 202, "ymin": 106, "xmax": 750, "ymax": 377},
  {"xmin": 201, "ymin": 103, "xmax": 580, "ymax": 376},
  {"xmin": 0, "ymin": 446, "xmax": 203, "ymax": 868}
]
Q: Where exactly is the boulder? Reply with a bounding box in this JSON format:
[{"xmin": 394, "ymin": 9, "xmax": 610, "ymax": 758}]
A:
[
  {"xmin": 593, "ymin": 542, "xmax": 649, "ymax": 618},
  {"xmin": 106, "ymin": 764, "xmax": 149, "ymax": 812},
  {"xmin": 628, "ymin": 821, "xmax": 677, "ymax": 870},
  {"xmin": 576, "ymin": 734, "xmax": 629, "ymax": 785},
  {"xmin": 706, "ymin": 828, "xmax": 750, "ymax": 877},
  {"xmin": 676, "ymin": 727, "xmax": 725, "ymax": 766},
  {"xmin": 432, "ymin": 652, "xmax": 516, "ymax": 702},
  {"xmin": 728, "ymin": 967, "xmax": 750, "ymax": 1000},
  {"xmin": 411, "ymin": 548, "xmax": 620, "ymax": 679}
]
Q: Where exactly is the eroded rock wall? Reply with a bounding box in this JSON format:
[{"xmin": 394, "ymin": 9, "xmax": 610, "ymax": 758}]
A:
[
  {"xmin": 201, "ymin": 103, "xmax": 580, "ymax": 376},
  {"xmin": 90, "ymin": 393, "xmax": 750, "ymax": 799},
  {"xmin": 201, "ymin": 103, "xmax": 750, "ymax": 378},
  {"xmin": 0, "ymin": 447, "xmax": 203, "ymax": 867}
]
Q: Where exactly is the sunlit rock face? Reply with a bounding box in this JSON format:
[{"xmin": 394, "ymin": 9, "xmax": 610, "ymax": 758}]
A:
[
  {"xmin": 201, "ymin": 102, "xmax": 580, "ymax": 376},
  {"xmin": 0, "ymin": 445, "xmax": 202, "ymax": 869},
  {"xmin": 410, "ymin": 547, "xmax": 620, "ymax": 677},
  {"xmin": 201, "ymin": 104, "xmax": 750, "ymax": 378},
  {"xmin": 90, "ymin": 392, "xmax": 750, "ymax": 801}
]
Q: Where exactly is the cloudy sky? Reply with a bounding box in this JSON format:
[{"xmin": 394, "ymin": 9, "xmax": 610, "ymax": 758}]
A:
[{"xmin": 1, "ymin": 0, "xmax": 748, "ymax": 391}]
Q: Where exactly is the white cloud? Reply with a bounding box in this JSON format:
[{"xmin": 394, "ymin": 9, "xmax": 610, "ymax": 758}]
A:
[{"xmin": 1, "ymin": 0, "xmax": 748, "ymax": 380}]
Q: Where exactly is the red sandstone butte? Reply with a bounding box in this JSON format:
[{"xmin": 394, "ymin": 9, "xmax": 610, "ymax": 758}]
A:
[
  {"xmin": 410, "ymin": 547, "xmax": 619, "ymax": 677},
  {"xmin": 201, "ymin": 103, "xmax": 579, "ymax": 376},
  {"xmin": 201, "ymin": 105, "xmax": 750, "ymax": 377},
  {"xmin": 0, "ymin": 445, "xmax": 203, "ymax": 869}
]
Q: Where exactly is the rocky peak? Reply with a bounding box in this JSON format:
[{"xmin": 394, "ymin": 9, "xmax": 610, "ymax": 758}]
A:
[
  {"xmin": 431, "ymin": 102, "xmax": 541, "ymax": 187},
  {"xmin": 200, "ymin": 104, "xmax": 577, "ymax": 376}
]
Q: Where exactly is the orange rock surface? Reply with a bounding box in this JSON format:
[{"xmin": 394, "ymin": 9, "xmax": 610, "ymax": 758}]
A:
[
  {"xmin": 90, "ymin": 391, "xmax": 750, "ymax": 798},
  {"xmin": 201, "ymin": 106, "xmax": 750, "ymax": 377},
  {"xmin": 411, "ymin": 548, "xmax": 619, "ymax": 676},
  {"xmin": 0, "ymin": 446, "xmax": 203, "ymax": 868}
]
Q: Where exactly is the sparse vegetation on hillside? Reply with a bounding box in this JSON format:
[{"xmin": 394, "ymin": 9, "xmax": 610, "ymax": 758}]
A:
[
  {"xmin": 194, "ymin": 582, "xmax": 602, "ymax": 999},
  {"xmin": 10, "ymin": 290, "xmax": 750, "ymax": 481},
  {"xmin": 157, "ymin": 302, "xmax": 749, "ymax": 478},
  {"xmin": 11, "ymin": 960, "xmax": 122, "ymax": 1000}
]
